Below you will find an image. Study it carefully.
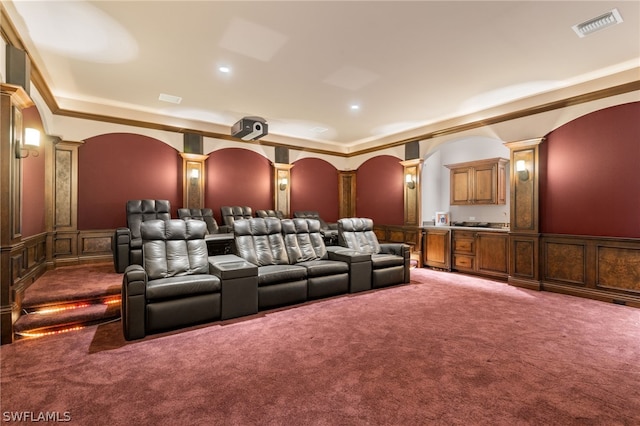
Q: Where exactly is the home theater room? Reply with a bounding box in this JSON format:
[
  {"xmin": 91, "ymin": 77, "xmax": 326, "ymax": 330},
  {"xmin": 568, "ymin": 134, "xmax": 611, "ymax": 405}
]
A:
[{"xmin": 1, "ymin": 1, "xmax": 639, "ymax": 424}]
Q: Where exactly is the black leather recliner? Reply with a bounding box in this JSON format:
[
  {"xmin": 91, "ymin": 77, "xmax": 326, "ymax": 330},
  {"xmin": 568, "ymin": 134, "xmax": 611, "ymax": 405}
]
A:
[
  {"xmin": 337, "ymin": 218, "xmax": 410, "ymax": 288},
  {"xmin": 293, "ymin": 211, "xmax": 338, "ymax": 245},
  {"xmin": 113, "ymin": 199, "xmax": 171, "ymax": 273},
  {"xmin": 281, "ymin": 218, "xmax": 349, "ymax": 299},
  {"xmin": 232, "ymin": 217, "xmax": 351, "ymax": 310},
  {"xmin": 177, "ymin": 208, "xmax": 229, "ymax": 233},
  {"xmin": 255, "ymin": 209, "xmax": 285, "ymax": 219},
  {"xmin": 121, "ymin": 219, "xmax": 222, "ymax": 340},
  {"xmin": 220, "ymin": 206, "xmax": 253, "ymax": 229}
]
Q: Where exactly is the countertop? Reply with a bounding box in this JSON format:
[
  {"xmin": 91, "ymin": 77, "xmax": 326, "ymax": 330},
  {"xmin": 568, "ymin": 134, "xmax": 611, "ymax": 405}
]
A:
[{"xmin": 423, "ymin": 225, "xmax": 510, "ymax": 232}]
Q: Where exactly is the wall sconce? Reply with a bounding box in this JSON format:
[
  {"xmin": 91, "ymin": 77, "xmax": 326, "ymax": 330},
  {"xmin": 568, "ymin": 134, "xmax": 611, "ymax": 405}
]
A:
[
  {"xmin": 279, "ymin": 177, "xmax": 288, "ymax": 191},
  {"xmin": 15, "ymin": 127, "xmax": 41, "ymax": 159},
  {"xmin": 405, "ymin": 173, "xmax": 415, "ymax": 189},
  {"xmin": 190, "ymin": 168, "xmax": 199, "ymax": 180},
  {"xmin": 516, "ymin": 160, "xmax": 529, "ymax": 181}
]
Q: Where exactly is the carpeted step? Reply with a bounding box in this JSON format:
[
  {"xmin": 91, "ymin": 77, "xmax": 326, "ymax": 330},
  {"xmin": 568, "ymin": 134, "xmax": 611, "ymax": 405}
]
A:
[
  {"xmin": 15, "ymin": 262, "xmax": 123, "ymax": 339},
  {"xmin": 14, "ymin": 301, "xmax": 121, "ymax": 338},
  {"xmin": 22, "ymin": 262, "xmax": 122, "ymax": 309}
]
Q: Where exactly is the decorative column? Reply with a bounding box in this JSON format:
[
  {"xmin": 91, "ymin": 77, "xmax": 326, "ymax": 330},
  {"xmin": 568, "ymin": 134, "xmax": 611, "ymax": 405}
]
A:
[
  {"xmin": 46, "ymin": 138, "xmax": 84, "ymax": 266},
  {"xmin": 504, "ymin": 138, "xmax": 544, "ymax": 290},
  {"xmin": 1, "ymin": 83, "xmax": 34, "ymax": 344},
  {"xmin": 400, "ymin": 159, "xmax": 423, "ymax": 226},
  {"xmin": 338, "ymin": 171, "xmax": 356, "ymax": 218},
  {"xmin": 181, "ymin": 153, "xmax": 207, "ymax": 210},
  {"xmin": 273, "ymin": 163, "xmax": 293, "ymax": 217}
]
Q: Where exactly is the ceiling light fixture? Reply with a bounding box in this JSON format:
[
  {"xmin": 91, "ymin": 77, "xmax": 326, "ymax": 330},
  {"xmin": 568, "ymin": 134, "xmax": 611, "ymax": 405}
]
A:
[
  {"xmin": 219, "ymin": 66, "xmax": 231, "ymax": 73},
  {"xmin": 350, "ymin": 104, "xmax": 360, "ymax": 111},
  {"xmin": 158, "ymin": 93, "xmax": 182, "ymax": 104},
  {"xmin": 572, "ymin": 8, "xmax": 623, "ymax": 38}
]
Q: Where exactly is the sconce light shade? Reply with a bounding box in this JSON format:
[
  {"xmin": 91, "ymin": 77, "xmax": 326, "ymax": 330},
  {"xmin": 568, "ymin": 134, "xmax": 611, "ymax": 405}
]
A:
[
  {"xmin": 516, "ymin": 160, "xmax": 529, "ymax": 181},
  {"xmin": 279, "ymin": 177, "xmax": 288, "ymax": 191},
  {"xmin": 16, "ymin": 128, "xmax": 41, "ymax": 158},
  {"xmin": 190, "ymin": 168, "xmax": 199, "ymax": 179},
  {"xmin": 405, "ymin": 173, "xmax": 415, "ymax": 189},
  {"xmin": 25, "ymin": 128, "xmax": 41, "ymax": 147}
]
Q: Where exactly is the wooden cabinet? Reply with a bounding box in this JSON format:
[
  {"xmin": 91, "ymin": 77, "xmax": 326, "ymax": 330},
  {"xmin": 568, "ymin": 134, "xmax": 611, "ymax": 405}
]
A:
[
  {"xmin": 422, "ymin": 228, "xmax": 450, "ymax": 270},
  {"xmin": 452, "ymin": 230, "xmax": 509, "ymax": 279},
  {"xmin": 445, "ymin": 158, "xmax": 508, "ymax": 205}
]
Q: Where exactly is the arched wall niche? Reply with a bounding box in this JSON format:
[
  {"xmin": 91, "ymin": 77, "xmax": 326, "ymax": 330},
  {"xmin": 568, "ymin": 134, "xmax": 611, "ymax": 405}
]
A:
[{"xmin": 421, "ymin": 135, "xmax": 510, "ymax": 225}]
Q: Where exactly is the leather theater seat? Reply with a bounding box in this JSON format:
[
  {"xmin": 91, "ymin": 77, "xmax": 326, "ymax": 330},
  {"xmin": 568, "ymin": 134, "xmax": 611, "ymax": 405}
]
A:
[{"xmin": 113, "ymin": 199, "xmax": 171, "ymax": 273}]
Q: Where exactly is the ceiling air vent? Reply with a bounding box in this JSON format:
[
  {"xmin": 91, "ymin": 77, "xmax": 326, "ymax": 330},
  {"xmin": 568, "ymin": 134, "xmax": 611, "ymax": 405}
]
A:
[{"xmin": 572, "ymin": 8, "xmax": 623, "ymax": 38}]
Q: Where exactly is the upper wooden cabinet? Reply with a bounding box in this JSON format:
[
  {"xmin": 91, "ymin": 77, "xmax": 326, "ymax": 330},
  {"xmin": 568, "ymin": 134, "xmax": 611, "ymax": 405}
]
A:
[{"xmin": 445, "ymin": 157, "xmax": 508, "ymax": 205}]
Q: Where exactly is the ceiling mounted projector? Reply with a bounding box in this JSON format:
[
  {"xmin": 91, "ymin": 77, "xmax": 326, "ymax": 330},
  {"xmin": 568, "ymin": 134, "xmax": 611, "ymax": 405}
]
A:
[{"xmin": 231, "ymin": 116, "xmax": 268, "ymax": 141}]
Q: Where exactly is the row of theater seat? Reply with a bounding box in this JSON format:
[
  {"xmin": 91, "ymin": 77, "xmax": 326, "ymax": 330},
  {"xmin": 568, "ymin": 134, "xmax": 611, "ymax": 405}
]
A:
[
  {"xmin": 113, "ymin": 200, "xmax": 337, "ymax": 273},
  {"xmin": 121, "ymin": 216, "xmax": 411, "ymax": 340}
]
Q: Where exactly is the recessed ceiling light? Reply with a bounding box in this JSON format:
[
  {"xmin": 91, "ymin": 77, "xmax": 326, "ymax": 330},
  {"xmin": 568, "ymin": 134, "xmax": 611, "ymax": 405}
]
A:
[
  {"xmin": 350, "ymin": 104, "xmax": 360, "ymax": 111},
  {"xmin": 158, "ymin": 93, "xmax": 182, "ymax": 104},
  {"xmin": 219, "ymin": 66, "xmax": 231, "ymax": 73},
  {"xmin": 572, "ymin": 8, "xmax": 623, "ymax": 38}
]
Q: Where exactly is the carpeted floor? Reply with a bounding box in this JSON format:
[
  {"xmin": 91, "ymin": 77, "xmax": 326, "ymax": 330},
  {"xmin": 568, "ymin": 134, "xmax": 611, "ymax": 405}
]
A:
[{"xmin": 1, "ymin": 268, "xmax": 639, "ymax": 425}]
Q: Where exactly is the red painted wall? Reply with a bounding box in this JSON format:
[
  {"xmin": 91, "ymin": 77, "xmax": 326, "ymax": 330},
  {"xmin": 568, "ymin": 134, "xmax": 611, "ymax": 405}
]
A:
[
  {"xmin": 356, "ymin": 155, "xmax": 404, "ymax": 225},
  {"xmin": 205, "ymin": 148, "xmax": 272, "ymax": 223},
  {"xmin": 21, "ymin": 106, "xmax": 46, "ymax": 237},
  {"xmin": 540, "ymin": 102, "xmax": 640, "ymax": 238},
  {"xmin": 78, "ymin": 133, "xmax": 182, "ymax": 230},
  {"xmin": 290, "ymin": 158, "xmax": 339, "ymax": 222}
]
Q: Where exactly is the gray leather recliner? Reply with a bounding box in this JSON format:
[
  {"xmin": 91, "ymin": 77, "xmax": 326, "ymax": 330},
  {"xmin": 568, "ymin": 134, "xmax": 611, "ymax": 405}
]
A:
[
  {"xmin": 121, "ymin": 219, "xmax": 222, "ymax": 340},
  {"xmin": 255, "ymin": 209, "xmax": 285, "ymax": 219},
  {"xmin": 232, "ymin": 217, "xmax": 351, "ymax": 310},
  {"xmin": 293, "ymin": 211, "xmax": 338, "ymax": 245},
  {"xmin": 177, "ymin": 208, "xmax": 229, "ymax": 233},
  {"xmin": 113, "ymin": 199, "xmax": 172, "ymax": 273},
  {"xmin": 220, "ymin": 206, "xmax": 253, "ymax": 229},
  {"xmin": 337, "ymin": 218, "xmax": 410, "ymax": 288}
]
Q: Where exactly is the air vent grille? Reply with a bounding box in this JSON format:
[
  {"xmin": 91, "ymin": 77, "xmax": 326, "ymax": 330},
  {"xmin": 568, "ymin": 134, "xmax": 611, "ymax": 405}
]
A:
[{"xmin": 572, "ymin": 9, "xmax": 623, "ymax": 38}]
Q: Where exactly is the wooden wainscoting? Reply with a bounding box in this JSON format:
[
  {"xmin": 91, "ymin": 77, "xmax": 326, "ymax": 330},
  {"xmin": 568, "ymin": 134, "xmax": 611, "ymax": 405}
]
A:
[
  {"xmin": 7, "ymin": 232, "xmax": 48, "ymax": 336},
  {"xmin": 541, "ymin": 234, "xmax": 640, "ymax": 307},
  {"xmin": 374, "ymin": 224, "xmax": 423, "ymax": 267},
  {"xmin": 52, "ymin": 229, "xmax": 114, "ymax": 266}
]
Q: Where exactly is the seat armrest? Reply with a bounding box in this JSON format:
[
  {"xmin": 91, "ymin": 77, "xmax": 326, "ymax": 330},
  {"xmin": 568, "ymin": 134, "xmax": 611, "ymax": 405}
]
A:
[
  {"xmin": 379, "ymin": 243, "xmax": 410, "ymax": 257},
  {"xmin": 121, "ymin": 264, "xmax": 147, "ymax": 340},
  {"xmin": 217, "ymin": 225, "xmax": 232, "ymax": 233},
  {"xmin": 209, "ymin": 255, "xmax": 258, "ymax": 280},
  {"xmin": 327, "ymin": 248, "xmax": 371, "ymax": 264},
  {"xmin": 113, "ymin": 228, "xmax": 132, "ymax": 273},
  {"xmin": 123, "ymin": 264, "xmax": 147, "ymax": 296},
  {"xmin": 327, "ymin": 247, "xmax": 372, "ymax": 293}
]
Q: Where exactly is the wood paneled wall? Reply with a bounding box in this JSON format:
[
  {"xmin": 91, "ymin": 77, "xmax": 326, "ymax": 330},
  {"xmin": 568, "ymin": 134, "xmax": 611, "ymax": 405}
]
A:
[{"xmin": 541, "ymin": 234, "xmax": 640, "ymax": 307}]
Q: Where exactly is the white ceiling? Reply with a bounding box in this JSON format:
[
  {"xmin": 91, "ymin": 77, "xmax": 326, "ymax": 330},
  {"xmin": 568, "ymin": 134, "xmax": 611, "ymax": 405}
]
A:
[{"xmin": 3, "ymin": 1, "xmax": 639, "ymax": 153}]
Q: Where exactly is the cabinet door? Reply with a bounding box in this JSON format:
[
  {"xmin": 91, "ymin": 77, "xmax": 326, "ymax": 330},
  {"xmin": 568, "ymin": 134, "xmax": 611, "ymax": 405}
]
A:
[
  {"xmin": 424, "ymin": 229, "xmax": 450, "ymax": 270},
  {"xmin": 476, "ymin": 232, "xmax": 509, "ymax": 277},
  {"xmin": 450, "ymin": 168, "xmax": 471, "ymax": 205},
  {"xmin": 473, "ymin": 164, "xmax": 497, "ymax": 204}
]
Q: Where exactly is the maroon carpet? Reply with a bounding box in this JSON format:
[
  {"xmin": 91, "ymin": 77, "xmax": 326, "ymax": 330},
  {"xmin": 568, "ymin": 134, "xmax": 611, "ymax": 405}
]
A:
[{"xmin": 2, "ymin": 268, "xmax": 639, "ymax": 425}]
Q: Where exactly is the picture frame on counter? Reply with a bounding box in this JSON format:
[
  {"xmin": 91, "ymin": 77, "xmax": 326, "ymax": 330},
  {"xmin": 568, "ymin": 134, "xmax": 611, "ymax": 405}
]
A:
[{"xmin": 435, "ymin": 211, "xmax": 450, "ymax": 226}]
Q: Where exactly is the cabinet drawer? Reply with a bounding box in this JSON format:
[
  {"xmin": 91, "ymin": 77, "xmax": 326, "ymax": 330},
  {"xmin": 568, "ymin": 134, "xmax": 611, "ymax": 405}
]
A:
[
  {"xmin": 453, "ymin": 237, "xmax": 475, "ymax": 254},
  {"xmin": 453, "ymin": 255, "xmax": 475, "ymax": 270}
]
